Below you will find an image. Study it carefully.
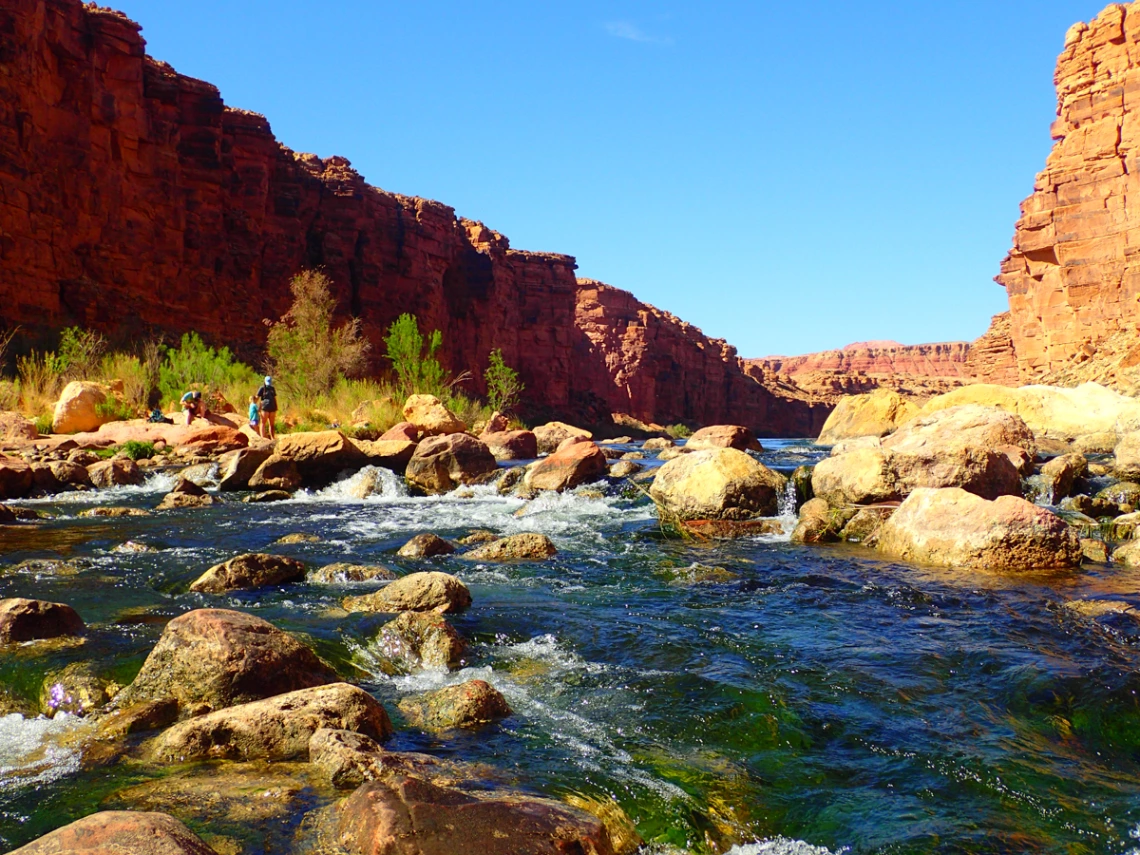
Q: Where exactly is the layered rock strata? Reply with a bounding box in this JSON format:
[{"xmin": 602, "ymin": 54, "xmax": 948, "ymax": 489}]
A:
[{"xmin": 0, "ymin": 0, "xmax": 823, "ymax": 436}]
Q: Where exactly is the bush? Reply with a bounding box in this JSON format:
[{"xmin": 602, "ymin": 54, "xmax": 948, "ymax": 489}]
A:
[
  {"xmin": 266, "ymin": 270, "xmax": 371, "ymax": 402},
  {"xmin": 94, "ymin": 397, "xmax": 136, "ymax": 422},
  {"xmin": 99, "ymin": 352, "xmax": 156, "ymax": 412},
  {"xmin": 666, "ymin": 423, "xmax": 693, "ymax": 439},
  {"xmin": 383, "ymin": 313, "xmax": 447, "ymax": 398},
  {"xmin": 158, "ymin": 332, "xmax": 260, "ymax": 408},
  {"xmin": 51, "ymin": 327, "xmax": 107, "ymax": 381},
  {"xmin": 119, "ymin": 440, "xmax": 156, "ymax": 460},
  {"xmin": 484, "ymin": 348, "xmax": 523, "ymax": 413},
  {"xmin": 17, "ymin": 351, "xmax": 62, "ymax": 416},
  {"xmin": 34, "ymin": 412, "xmax": 53, "ymax": 436}
]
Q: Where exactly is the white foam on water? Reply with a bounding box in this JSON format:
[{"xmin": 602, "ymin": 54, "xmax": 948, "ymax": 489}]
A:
[
  {"xmin": 0, "ymin": 713, "xmax": 85, "ymax": 791},
  {"xmin": 726, "ymin": 840, "xmax": 848, "ymax": 855},
  {"xmin": 17, "ymin": 470, "xmax": 181, "ymax": 508},
  {"xmin": 294, "ymin": 466, "xmax": 408, "ymax": 503}
]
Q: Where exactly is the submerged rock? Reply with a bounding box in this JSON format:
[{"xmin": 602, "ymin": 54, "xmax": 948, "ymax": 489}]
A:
[
  {"xmin": 308, "ymin": 563, "xmax": 397, "ymax": 584},
  {"xmin": 275, "ymin": 532, "xmax": 320, "ymax": 544},
  {"xmin": 397, "ymin": 533, "xmax": 456, "ymax": 558},
  {"xmin": 244, "ymin": 489, "xmax": 293, "ymax": 503},
  {"xmin": 39, "ymin": 661, "xmax": 117, "ymax": 717},
  {"xmin": 7, "ymin": 811, "xmax": 219, "ymax": 855},
  {"xmin": 461, "ymin": 533, "xmax": 557, "ymax": 561},
  {"xmin": 0, "ymin": 597, "xmax": 85, "ymax": 644},
  {"xmin": 150, "ymin": 682, "xmax": 392, "ymax": 763},
  {"xmin": 80, "ymin": 506, "xmax": 150, "ymax": 518},
  {"xmin": 343, "ymin": 571, "xmax": 472, "ymax": 615},
  {"xmin": 115, "ymin": 608, "xmax": 338, "ymax": 717},
  {"xmin": 650, "ymin": 448, "xmax": 785, "ymax": 520},
  {"xmin": 189, "ymin": 553, "xmax": 307, "ymax": 594},
  {"xmin": 398, "ymin": 679, "xmax": 511, "ymax": 729},
  {"xmin": 876, "ymin": 487, "xmax": 1082, "ymax": 573}
]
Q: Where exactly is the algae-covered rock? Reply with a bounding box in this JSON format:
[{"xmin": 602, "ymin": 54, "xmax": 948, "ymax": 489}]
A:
[{"xmin": 398, "ymin": 679, "xmax": 511, "ymax": 730}]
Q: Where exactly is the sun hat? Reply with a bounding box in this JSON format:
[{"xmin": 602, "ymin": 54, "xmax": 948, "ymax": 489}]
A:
[{"xmin": 264, "ymin": 376, "xmax": 272, "ymax": 385}]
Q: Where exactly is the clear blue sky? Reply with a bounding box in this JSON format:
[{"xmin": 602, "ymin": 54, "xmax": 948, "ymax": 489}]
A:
[{"xmin": 112, "ymin": 1, "xmax": 1108, "ymax": 358}]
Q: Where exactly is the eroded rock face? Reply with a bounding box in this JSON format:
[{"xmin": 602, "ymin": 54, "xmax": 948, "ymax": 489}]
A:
[
  {"xmin": 876, "ymin": 487, "xmax": 1082, "ymax": 573},
  {"xmin": 524, "ymin": 441, "xmax": 608, "ymax": 492},
  {"xmin": 817, "ymin": 389, "xmax": 921, "ymax": 443},
  {"xmin": 405, "ymin": 434, "xmax": 497, "ymax": 494},
  {"xmin": 649, "ymin": 448, "xmax": 786, "ymax": 521},
  {"xmin": 321, "ymin": 775, "xmax": 614, "ymax": 855},
  {"xmin": 115, "ymin": 608, "xmax": 338, "ymax": 717},
  {"xmin": 189, "ymin": 553, "xmax": 307, "ymax": 594},
  {"xmin": 7, "ymin": 811, "xmax": 219, "ymax": 855},
  {"xmin": 150, "ymin": 682, "xmax": 392, "ymax": 762},
  {"xmin": 0, "ymin": 598, "xmax": 84, "ymax": 644},
  {"xmin": 343, "ymin": 572, "xmax": 472, "ymax": 615}
]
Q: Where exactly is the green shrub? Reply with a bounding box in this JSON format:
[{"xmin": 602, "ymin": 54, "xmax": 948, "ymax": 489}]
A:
[
  {"xmin": 94, "ymin": 397, "xmax": 135, "ymax": 422},
  {"xmin": 158, "ymin": 332, "xmax": 259, "ymax": 407},
  {"xmin": 266, "ymin": 270, "xmax": 371, "ymax": 402},
  {"xmin": 666, "ymin": 423, "xmax": 694, "ymax": 439},
  {"xmin": 484, "ymin": 348, "xmax": 523, "ymax": 413},
  {"xmin": 99, "ymin": 352, "xmax": 156, "ymax": 411},
  {"xmin": 33, "ymin": 412, "xmax": 53, "ymax": 436},
  {"xmin": 383, "ymin": 313, "xmax": 447, "ymax": 398},
  {"xmin": 51, "ymin": 327, "xmax": 107, "ymax": 380},
  {"xmin": 119, "ymin": 440, "xmax": 156, "ymax": 460}
]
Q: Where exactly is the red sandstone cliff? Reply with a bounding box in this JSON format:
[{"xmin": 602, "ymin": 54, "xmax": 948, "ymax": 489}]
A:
[
  {"xmin": 996, "ymin": 2, "xmax": 1140, "ymax": 383},
  {"xmin": 752, "ymin": 341, "xmax": 973, "ymax": 378},
  {"xmin": 0, "ymin": 0, "xmax": 823, "ymax": 435}
]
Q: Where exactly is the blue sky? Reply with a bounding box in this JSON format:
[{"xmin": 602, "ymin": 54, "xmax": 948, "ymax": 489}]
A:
[{"xmin": 112, "ymin": 1, "xmax": 1108, "ymax": 358}]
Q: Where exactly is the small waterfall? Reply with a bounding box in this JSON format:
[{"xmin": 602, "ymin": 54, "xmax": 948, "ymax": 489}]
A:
[{"xmin": 778, "ymin": 477, "xmax": 798, "ymax": 519}]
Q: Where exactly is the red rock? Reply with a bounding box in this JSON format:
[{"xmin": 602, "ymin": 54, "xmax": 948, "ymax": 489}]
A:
[
  {"xmin": 480, "ymin": 430, "xmax": 538, "ymax": 461},
  {"xmin": 6, "ymin": 811, "xmax": 219, "ymax": 855},
  {"xmin": 380, "ymin": 422, "xmax": 419, "ymax": 442},
  {"xmin": 755, "ymin": 341, "xmax": 974, "ymax": 378},
  {"xmin": 0, "ymin": 598, "xmax": 85, "ymax": 644},
  {"xmin": 525, "ymin": 440, "xmax": 609, "ymax": 492},
  {"xmin": 0, "ymin": 0, "xmax": 823, "ymax": 438},
  {"xmin": 0, "ymin": 457, "xmax": 34, "ymax": 499}
]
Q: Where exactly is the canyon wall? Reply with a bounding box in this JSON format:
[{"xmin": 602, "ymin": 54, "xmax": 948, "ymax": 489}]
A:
[
  {"xmin": 0, "ymin": 0, "xmax": 823, "ymax": 435},
  {"xmin": 996, "ymin": 2, "xmax": 1140, "ymax": 381},
  {"xmin": 752, "ymin": 341, "xmax": 973, "ymax": 378}
]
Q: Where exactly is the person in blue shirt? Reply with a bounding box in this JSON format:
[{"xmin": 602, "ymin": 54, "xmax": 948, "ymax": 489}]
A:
[{"xmin": 248, "ymin": 396, "xmax": 260, "ymax": 431}]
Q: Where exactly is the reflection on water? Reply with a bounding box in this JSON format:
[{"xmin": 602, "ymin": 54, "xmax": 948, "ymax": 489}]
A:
[{"xmin": 2, "ymin": 440, "xmax": 1140, "ymax": 853}]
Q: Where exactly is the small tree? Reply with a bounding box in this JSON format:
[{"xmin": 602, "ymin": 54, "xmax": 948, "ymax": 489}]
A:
[
  {"xmin": 266, "ymin": 270, "xmax": 371, "ymax": 401},
  {"xmin": 484, "ymin": 348, "xmax": 523, "ymax": 412},
  {"xmin": 51, "ymin": 327, "xmax": 107, "ymax": 380},
  {"xmin": 383, "ymin": 313, "xmax": 447, "ymax": 397}
]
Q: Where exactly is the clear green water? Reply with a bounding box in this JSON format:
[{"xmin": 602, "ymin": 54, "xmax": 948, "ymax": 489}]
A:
[{"xmin": 3, "ymin": 441, "xmax": 1140, "ymax": 854}]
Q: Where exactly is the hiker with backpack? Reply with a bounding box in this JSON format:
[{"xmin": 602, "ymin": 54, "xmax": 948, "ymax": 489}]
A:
[{"xmin": 255, "ymin": 376, "xmax": 278, "ymax": 439}]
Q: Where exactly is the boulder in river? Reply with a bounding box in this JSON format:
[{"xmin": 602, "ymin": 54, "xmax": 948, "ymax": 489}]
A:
[
  {"xmin": 684, "ymin": 424, "xmax": 762, "ymax": 452},
  {"xmin": 150, "ymin": 682, "xmax": 392, "ymax": 763},
  {"xmin": 189, "ymin": 553, "xmax": 306, "ymax": 593},
  {"xmin": 115, "ymin": 608, "xmax": 338, "ymax": 717},
  {"xmin": 405, "ymin": 433, "xmax": 497, "ymax": 494},
  {"xmin": 0, "ymin": 597, "xmax": 85, "ymax": 644},
  {"xmin": 380, "ymin": 421, "xmax": 420, "ymax": 442},
  {"xmin": 481, "ymin": 429, "xmax": 538, "ymax": 461},
  {"xmin": 1037, "ymin": 453, "xmax": 1088, "ymax": 503},
  {"xmin": 308, "ymin": 563, "xmax": 397, "ymax": 584},
  {"xmin": 318, "ymin": 775, "xmax": 612, "ymax": 855},
  {"xmin": 217, "ymin": 446, "xmax": 273, "ymax": 491},
  {"xmin": 817, "ymin": 388, "xmax": 921, "ymax": 443},
  {"xmin": 87, "ymin": 456, "xmax": 144, "ymax": 488},
  {"xmin": 524, "ymin": 441, "xmax": 608, "ymax": 492},
  {"xmin": 274, "ymin": 430, "xmax": 367, "ymax": 485},
  {"xmin": 342, "ymin": 571, "xmax": 472, "ymax": 615},
  {"xmin": 397, "ymin": 679, "xmax": 511, "ymax": 729},
  {"xmin": 0, "ymin": 456, "xmax": 33, "ymax": 499},
  {"xmin": 461, "ymin": 533, "xmax": 557, "ymax": 562},
  {"xmin": 402, "ymin": 394, "xmax": 466, "ymax": 436},
  {"xmin": 397, "ymin": 533, "xmax": 457, "ymax": 558},
  {"xmin": 39, "ymin": 661, "xmax": 116, "ymax": 717},
  {"xmin": 7, "ymin": 811, "xmax": 219, "ymax": 855},
  {"xmin": 649, "ymin": 448, "xmax": 786, "ymax": 520},
  {"xmin": 533, "ymin": 421, "xmax": 593, "ymax": 454},
  {"xmin": 876, "ymin": 487, "xmax": 1082, "ymax": 573},
  {"xmin": 156, "ymin": 476, "xmax": 218, "ymax": 510},
  {"xmin": 352, "ymin": 439, "xmax": 417, "ymax": 472},
  {"xmin": 375, "ymin": 610, "xmax": 467, "ymax": 671},
  {"xmin": 791, "ymin": 498, "xmax": 856, "ymax": 544},
  {"xmin": 247, "ymin": 455, "xmax": 303, "ymax": 491}
]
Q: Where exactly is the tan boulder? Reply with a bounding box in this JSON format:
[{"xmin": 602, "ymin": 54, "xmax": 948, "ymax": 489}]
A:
[
  {"xmin": 817, "ymin": 389, "xmax": 921, "ymax": 443},
  {"xmin": 156, "ymin": 476, "xmax": 218, "ymax": 510},
  {"xmin": 919, "ymin": 382, "xmax": 1140, "ymax": 442},
  {"xmin": 398, "ymin": 679, "xmax": 512, "ymax": 729},
  {"xmin": 248, "ymin": 456, "xmax": 303, "ymax": 491},
  {"xmin": 274, "ymin": 430, "xmax": 366, "ymax": 483},
  {"xmin": 685, "ymin": 424, "xmax": 762, "ymax": 452},
  {"xmin": 0, "ymin": 411, "xmax": 37, "ymax": 444},
  {"xmin": 883, "ymin": 404, "xmax": 1036, "ymax": 457},
  {"xmin": 1115, "ymin": 432, "xmax": 1140, "ymax": 481},
  {"xmin": 811, "ymin": 448, "xmax": 898, "ymax": 506},
  {"xmin": 1037, "ymin": 453, "xmax": 1087, "ymax": 503},
  {"xmin": 481, "ymin": 411, "xmax": 510, "ymax": 434},
  {"xmin": 352, "ymin": 439, "xmax": 417, "ymax": 472},
  {"xmin": 534, "ymin": 421, "xmax": 593, "ymax": 454},
  {"xmin": 524, "ymin": 441, "xmax": 608, "ymax": 492},
  {"xmin": 649, "ymin": 448, "xmax": 786, "ymax": 521},
  {"xmin": 402, "ymin": 394, "xmax": 466, "ymax": 436},
  {"xmin": 189, "ymin": 553, "xmax": 307, "ymax": 594},
  {"xmin": 308, "ymin": 563, "xmax": 397, "ymax": 584},
  {"xmin": 397, "ymin": 533, "xmax": 456, "ymax": 558},
  {"xmin": 343, "ymin": 571, "xmax": 472, "ymax": 615},
  {"xmin": 7, "ymin": 811, "xmax": 218, "ymax": 855},
  {"xmin": 481, "ymin": 429, "xmax": 538, "ymax": 461},
  {"xmin": 375, "ymin": 611, "xmax": 467, "ymax": 671},
  {"xmin": 380, "ymin": 421, "xmax": 419, "ymax": 442},
  {"xmin": 52, "ymin": 381, "xmax": 116, "ymax": 434},
  {"xmin": 643, "ymin": 437, "xmax": 674, "ymax": 451},
  {"xmin": 115, "ymin": 608, "xmax": 338, "ymax": 717},
  {"xmin": 791, "ymin": 498, "xmax": 856, "ymax": 544},
  {"xmin": 461, "ymin": 533, "xmax": 558, "ymax": 562},
  {"xmin": 150, "ymin": 682, "xmax": 392, "ymax": 762},
  {"xmin": 0, "ymin": 597, "xmax": 85, "ymax": 644},
  {"xmin": 876, "ymin": 487, "xmax": 1081, "ymax": 572},
  {"xmin": 405, "ymin": 433, "xmax": 497, "ymax": 494},
  {"xmin": 87, "ymin": 456, "xmax": 144, "ymax": 488},
  {"xmin": 217, "ymin": 446, "xmax": 274, "ymax": 491}
]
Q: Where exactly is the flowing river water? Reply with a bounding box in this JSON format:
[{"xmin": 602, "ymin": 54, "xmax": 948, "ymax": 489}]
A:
[{"xmin": 3, "ymin": 439, "xmax": 1140, "ymax": 854}]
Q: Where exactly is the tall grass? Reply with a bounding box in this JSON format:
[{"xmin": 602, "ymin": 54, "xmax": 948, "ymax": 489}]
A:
[{"xmin": 16, "ymin": 351, "xmax": 62, "ymax": 417}]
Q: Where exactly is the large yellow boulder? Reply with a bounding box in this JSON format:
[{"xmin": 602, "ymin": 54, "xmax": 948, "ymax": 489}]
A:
[
  {"xmin": 817, "ymin": 389, "xmax": 920, "ymax": 444},
  {"xmin": 876, "ymin": 487, "xmax": 1081, "ymax": 573},
  {"xmin": 402, "ymin": 395, "xmax": 466, "ymax": 437},
  {"xmin": 649, "ymin": 447, "xmax": 786, "ymax": 520},
  {"xmin": 919, "ymin": 382, "xmax": 1140, "ymax": 442},
  {"xmin": 52, "ymin": 381, "xmax": 116, "ymax": 434}
]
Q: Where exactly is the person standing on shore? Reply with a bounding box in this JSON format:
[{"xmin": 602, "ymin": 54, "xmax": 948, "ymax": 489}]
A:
[{"xmin": 255, "ymin": 376, "xmax": 278, "ymax": 439}]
